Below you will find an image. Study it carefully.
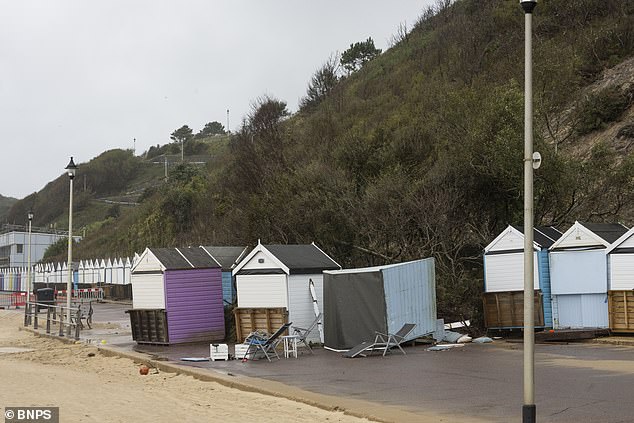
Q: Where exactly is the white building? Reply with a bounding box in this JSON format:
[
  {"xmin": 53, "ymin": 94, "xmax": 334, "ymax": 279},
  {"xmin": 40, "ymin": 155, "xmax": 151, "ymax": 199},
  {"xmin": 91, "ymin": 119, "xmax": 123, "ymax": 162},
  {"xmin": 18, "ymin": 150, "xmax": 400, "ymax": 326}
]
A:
[{"xmin": 0, "ymin": 224, "xmax": 79, "ymax": 268}]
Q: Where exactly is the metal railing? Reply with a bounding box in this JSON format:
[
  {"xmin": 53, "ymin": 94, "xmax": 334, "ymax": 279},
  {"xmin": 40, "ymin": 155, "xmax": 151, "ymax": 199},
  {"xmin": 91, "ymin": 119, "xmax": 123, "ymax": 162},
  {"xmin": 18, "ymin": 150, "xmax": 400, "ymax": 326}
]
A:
[
  {"xmin": 24, "ymin": 302, "xmax": 82, "ymax": 340},
  {"xmin": 0, "ymin": 291, "xmax": 28, "ymax": 308},
  {"xmin": 55, "ymin": 288, "xmax": 104, "ymax": 303}
]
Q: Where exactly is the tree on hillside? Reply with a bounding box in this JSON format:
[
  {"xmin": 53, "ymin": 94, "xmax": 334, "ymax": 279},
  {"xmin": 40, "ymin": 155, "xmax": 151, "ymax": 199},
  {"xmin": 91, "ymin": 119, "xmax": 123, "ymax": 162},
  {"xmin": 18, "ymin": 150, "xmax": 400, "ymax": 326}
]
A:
[
  {"xmin": 196, "ymin": 121, "xmax": 226, "ymax": 138},
  {"xmin": 300, "ymin": 55, "xmax": 341, "ymax": 111},
  {"xmin": 229, "ymin": 95, "xmax": 289, "ymax": 192},
  {"xmin": 170, "ymin": 125, "xmax": 193, "ymax": 144},
  {"xmin": 340, "ymin": 37, "xmax": 382, "ymax": 74},
  {"xmin": 170, "ymin": 125, "xmax": 193, "ymax": 161}
]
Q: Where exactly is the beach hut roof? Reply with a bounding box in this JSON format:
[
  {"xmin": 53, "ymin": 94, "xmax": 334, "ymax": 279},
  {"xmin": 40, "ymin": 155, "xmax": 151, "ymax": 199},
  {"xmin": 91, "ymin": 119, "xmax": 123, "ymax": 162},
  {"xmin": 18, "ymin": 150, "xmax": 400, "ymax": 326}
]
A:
[
  {"xmin": 133, "ymin": 247, "xmax": 220, "ymax": 271},
  {"xmin": 202, "ymin": 246, "xmax": 250, "ymax": 271},
  {"xmin": 264, "ymin": 244, "xmax": 340, "ymax": 272},
  {"xmin": 606, "ymin": 226, "xmax": 634, "ymax": 254},
  {"xmin": 484, "ymin": 225, "xmax": 562, "ymax": 254},
  {"xmin": 510, "ymin": 225, "xmax": 563, "ymax": 249},
  {"xmin": 582, "ymin": 222, "xmax": 628, "ymax": 244},
  {"xmin": 148, "ymin": 248, "xmax": 191, "ymax": 270},
  {"xmin": 550, "ymin": 221, "xmax": 628, "ymax": 250},
  {"xmin": 176, "ymin": 247, "xmax": 220, "ymax": 269},
  {"xmin": 233, "ymin": 242, "xmax": 340, "ymax": 275}
]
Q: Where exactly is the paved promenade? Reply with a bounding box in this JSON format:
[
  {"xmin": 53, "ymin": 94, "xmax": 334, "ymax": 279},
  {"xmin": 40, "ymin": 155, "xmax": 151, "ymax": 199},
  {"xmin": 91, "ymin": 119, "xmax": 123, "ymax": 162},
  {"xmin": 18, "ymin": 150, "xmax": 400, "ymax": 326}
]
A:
[{"xmin": 24, "ymin": 302, "xmax": 634, "ymax": 422}]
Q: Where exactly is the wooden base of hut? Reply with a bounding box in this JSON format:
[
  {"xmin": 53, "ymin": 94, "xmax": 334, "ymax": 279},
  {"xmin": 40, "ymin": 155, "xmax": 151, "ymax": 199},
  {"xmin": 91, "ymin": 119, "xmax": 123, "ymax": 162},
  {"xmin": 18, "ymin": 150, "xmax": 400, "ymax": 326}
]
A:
[
  {"xmin": 126, "ymin": 309, "xmax": 169, "ymax": 344},
  {"xmin": 483, "ymin": 290, "xmax": 544, "ymax": 329},
  {"xmin": 608, "ymin": 290, "xmax": 634, "ymax": 333},
  {"xmin": 234, "ymin": 307, "xmax": 288, "ymax": 342}
]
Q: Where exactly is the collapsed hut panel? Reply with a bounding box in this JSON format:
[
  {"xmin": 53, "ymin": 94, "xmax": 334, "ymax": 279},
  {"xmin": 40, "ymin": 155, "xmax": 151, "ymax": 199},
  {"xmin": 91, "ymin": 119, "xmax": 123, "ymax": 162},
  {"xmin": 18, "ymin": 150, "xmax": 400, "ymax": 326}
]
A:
[
  {"xmin": 127, "ymin": 309, "xmax": 169, "ymax": 344},
  {"xmin": 233, "ymin": 307, "xmax": 288, "ymax": 342},
  {"xmin": 483, "ymin": 290, "xmax": 544, "ymax": 328},
  {"xmin": 608, "ymin": 290, "xmax": 634, "ymax": 332}
]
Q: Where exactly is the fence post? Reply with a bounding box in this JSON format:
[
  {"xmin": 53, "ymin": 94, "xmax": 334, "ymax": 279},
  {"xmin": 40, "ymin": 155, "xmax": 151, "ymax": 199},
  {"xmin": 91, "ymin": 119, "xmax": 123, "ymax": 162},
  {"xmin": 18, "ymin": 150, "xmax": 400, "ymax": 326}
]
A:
[
  {"xmin": 46, "ymin": 307, "xmax": 51, "ymax": 334},
  {"xmin": 24, "ymin": 303, "xmax": 29, "ymax": 327},
  {"xmin": 58, "ymin": 307, "xmax": 64, "ymax": 336},
  {"xmin": 33, "ymin": 305, "xmax": 38, "ymax": 329},
  {"xmin": 74, "ymin": 306, "xmax": 81, "ymax": 340}
]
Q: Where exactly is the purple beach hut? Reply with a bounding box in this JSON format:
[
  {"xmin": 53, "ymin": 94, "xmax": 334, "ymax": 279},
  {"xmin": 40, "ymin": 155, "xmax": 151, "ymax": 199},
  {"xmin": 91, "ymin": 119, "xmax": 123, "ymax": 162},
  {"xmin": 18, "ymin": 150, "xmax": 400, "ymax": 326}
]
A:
[{"xmin": 129, "ymin": 247, "xmax": 224, "ymax": 344}]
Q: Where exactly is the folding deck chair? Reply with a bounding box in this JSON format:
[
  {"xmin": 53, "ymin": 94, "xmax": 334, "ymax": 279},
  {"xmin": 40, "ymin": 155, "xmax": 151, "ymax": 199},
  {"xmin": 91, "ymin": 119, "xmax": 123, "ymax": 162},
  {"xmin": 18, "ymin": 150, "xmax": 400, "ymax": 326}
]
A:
[
  {"xmin": 243, "ymin": 322, "xmax": 292, "ymax": 362},
  {"xmin": 292, "ymin": 313, "xmax": 321, "ymax": 353},
  {"xmin": 372, "ymin": 323, "xmax": 417, "ymax": 356},
  {"xmin": 343, "ymin": 323, "xmax": 417, "ymax": 358}
]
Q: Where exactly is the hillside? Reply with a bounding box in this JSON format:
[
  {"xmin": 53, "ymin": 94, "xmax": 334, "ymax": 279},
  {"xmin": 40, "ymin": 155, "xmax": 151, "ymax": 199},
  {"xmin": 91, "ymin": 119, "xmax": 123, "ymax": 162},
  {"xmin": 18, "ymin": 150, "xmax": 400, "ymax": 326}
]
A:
[
  {"xmin": 7, "ymin": 0, "xmax": 634, "ymax": 324},
  {"xmin": 0, "ymin": 195, "xmax": 17, "ymax": 221}
]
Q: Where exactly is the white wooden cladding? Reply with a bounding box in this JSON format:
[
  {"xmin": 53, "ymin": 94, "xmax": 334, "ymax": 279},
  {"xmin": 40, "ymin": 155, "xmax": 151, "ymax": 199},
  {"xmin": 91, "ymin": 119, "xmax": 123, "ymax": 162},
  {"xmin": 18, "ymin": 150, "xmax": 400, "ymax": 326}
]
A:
[
  {"xmin": 609, "ymin": 254, "xmax": 634, "ymax": 290},
  {"xmin": 484, "ymin": 252, "xmax": 539, "ymax": 292},
  {"xmin": 236, "ymin": 274, "xmax": 287, "ymax": 308},
  {"xmin": 131, "ymin": 272, "xmax": 165, "ymax": 309}
]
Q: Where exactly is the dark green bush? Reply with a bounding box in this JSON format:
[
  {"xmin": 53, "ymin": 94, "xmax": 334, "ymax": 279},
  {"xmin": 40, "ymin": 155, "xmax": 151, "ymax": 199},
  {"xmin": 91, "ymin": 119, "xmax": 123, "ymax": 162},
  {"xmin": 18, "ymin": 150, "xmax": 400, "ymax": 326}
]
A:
[{"xmin": 576, "ymin": 87, "xmax": 630, "ymax": 135}]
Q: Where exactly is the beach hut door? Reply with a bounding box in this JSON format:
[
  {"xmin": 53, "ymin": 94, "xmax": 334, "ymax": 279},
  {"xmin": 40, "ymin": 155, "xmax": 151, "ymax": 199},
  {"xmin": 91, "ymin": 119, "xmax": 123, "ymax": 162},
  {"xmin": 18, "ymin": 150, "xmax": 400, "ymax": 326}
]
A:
[{"xmin": 309, "ymin": 279, "xmax": 324, "ymax": 343}]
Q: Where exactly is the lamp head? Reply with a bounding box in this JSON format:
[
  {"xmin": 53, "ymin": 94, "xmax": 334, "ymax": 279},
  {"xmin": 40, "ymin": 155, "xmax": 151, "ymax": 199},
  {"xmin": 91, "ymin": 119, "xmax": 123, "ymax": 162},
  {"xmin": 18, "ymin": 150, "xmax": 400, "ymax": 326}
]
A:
[
  {"xmin": 27, "ymin": 210, "xmax": 34, "ymax": 221},
  {"xmin": 65, "ymin": 156, "xmax": 78, "ymax": 178},
  {"xmin": 520, "ymin": 0, "xmax": 537, "ymax": 13}
]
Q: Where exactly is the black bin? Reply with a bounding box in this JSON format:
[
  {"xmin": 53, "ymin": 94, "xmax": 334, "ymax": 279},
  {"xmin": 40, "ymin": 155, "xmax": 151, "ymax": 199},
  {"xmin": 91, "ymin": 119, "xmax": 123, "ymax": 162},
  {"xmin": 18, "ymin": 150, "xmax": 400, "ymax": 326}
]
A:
[{"xmin": 36, "ymin": 288, "xmax": 55, "ymax": 311}]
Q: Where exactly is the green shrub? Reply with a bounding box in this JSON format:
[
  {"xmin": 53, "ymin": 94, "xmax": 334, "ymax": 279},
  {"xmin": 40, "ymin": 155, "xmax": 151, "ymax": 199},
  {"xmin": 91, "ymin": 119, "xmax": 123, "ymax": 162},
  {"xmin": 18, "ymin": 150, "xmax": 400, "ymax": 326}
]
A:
[{"xmin": 576, "ymin": 87, "xmax": 630, "ymax": 135}]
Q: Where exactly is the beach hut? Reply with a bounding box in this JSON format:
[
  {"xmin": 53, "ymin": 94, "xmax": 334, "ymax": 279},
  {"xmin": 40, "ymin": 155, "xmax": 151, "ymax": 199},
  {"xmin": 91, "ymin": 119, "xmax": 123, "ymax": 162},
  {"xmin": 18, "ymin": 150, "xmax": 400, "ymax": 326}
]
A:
[
  {"xmin": 124, "ymin": 257, "xmax": 132, "ymax": 285},
  {"xmin": 129, "ymin": 247, "xmax": 224, "ymax": 344},
  {"xmin": 323, "ymin": 258, "xmax": 436, "ymax": 350},
  {"xmin": 232, "ymin": 242, "xmax": 340, "ymax": 343},
  {"xmin": 549, "ymin": 221, "xmax": 628, "ymax": 329},
  {"xmin": 482, "ymin": 225, "xmax": 562, "ymax": 329},
  {"xmin": 606, "ymin": 227, "xmax": 634, "ymax": 332},
  {"xmin": 201, "ymin": 246, "xmax": 250, "ymax": 305}
]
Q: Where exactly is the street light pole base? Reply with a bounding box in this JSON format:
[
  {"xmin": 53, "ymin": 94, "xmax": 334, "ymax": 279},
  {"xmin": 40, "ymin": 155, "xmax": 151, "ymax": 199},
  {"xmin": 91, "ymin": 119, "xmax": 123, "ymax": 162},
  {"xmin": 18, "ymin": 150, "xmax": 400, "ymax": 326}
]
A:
[{"xmin": 523, "ymin": 404, "xmax": 536, "ymax": 423}]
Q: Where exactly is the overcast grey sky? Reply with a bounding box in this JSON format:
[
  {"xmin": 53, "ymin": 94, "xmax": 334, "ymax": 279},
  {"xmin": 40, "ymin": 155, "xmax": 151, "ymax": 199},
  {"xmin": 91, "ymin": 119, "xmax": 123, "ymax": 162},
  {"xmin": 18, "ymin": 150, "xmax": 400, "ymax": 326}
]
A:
[{"xmin": 1, "ymin": 1, "xmax": 432, "ymax": 199}]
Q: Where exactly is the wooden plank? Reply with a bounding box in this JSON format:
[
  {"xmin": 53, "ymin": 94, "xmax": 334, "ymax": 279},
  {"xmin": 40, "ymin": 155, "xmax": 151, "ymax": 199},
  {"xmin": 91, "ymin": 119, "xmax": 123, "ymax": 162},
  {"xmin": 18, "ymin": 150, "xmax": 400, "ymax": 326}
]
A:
[
  {"xmin": 483, "ymin": 290, "xmax": 543, "ymax": 328},
  {"xmin": 265, "ymin": 308, "xmax": 270, "ymax": 334},
  {"xmin": 624, "ymin": 291, "xmax": 629, "ymax": 329},
  {"xmin": 495, "ymin": 294, "xmax": 501, "ymax": 327},
  {"xmin": 510, "ymin": 292, "xmax": 516, "ymax": 327},
  {"xmin": 234, "ymin": 307, "xmax": 288, "ymax": 342},
  {"xmin": 608, "ymin": 291, "xmax": 634, "ymax": 332}
]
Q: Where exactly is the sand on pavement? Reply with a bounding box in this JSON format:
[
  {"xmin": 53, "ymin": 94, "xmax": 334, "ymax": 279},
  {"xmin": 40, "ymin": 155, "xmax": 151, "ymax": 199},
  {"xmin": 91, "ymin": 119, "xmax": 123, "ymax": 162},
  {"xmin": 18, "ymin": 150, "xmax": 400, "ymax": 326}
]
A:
[{"xmin": 0, "ymin": 310, "xmax": 370, "ymax": 423}]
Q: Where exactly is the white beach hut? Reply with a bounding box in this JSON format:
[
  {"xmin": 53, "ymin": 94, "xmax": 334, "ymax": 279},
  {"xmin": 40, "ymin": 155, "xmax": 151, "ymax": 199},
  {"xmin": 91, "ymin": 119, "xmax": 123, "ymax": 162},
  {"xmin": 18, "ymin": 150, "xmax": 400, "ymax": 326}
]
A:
[
  {"xmin": 606, "ymin": 227, "xmax": 634, "ymax": 332},
  {"xmin": 232, "ymin": 242, "xmax": 341, "ymax": 343},
  {"xmin": 483, "ymin": 225, "xmax": 562, "ymax": 328}
]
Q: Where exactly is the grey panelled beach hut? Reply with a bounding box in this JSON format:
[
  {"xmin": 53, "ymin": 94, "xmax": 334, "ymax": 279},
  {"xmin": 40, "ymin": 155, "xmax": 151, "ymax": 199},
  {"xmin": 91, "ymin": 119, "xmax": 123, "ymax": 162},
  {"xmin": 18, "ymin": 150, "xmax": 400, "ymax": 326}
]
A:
[
  {"xmin": 323, "ymin": 258, "xmax": 436, "ymax": 350},
  {"xmin": 549, "ymin": 221, "xmax": 628, "ymax": 329}
]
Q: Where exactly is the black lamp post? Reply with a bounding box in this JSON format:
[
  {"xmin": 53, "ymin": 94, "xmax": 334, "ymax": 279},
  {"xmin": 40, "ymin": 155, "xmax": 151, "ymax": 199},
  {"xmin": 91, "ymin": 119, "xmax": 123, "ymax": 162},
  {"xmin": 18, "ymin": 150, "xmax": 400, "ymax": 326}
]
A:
[
  {"xmin": 65, "ymin": 157, "xmax": 78, "ymax": 334},
  {"xmin": 27, "ymin": 210, "xmax": 33, "ymax": 299}
]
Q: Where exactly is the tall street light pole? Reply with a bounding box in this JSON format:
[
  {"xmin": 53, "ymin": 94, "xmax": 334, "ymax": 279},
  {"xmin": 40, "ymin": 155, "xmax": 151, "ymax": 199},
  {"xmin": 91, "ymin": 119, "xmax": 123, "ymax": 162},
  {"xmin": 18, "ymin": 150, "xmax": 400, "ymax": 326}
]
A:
[
  {"xmin": 65, "ymin": 157, "xmax": 78, "ymax": 335},
  {"xmin": 27, "ymin": 211, "xmax": 33, "ymax": 301},
  {"xmin": 521, "ymin": 1, "xmax": 537, "ymax": 422}
]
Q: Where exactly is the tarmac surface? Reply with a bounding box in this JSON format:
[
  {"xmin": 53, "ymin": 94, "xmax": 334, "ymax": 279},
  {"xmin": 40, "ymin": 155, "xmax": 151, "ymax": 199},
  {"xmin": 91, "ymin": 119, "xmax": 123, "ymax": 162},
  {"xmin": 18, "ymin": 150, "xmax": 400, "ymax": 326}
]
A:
[{"xmin": 27, "ymin": 302, "xmax": 634, "ymax": 422}]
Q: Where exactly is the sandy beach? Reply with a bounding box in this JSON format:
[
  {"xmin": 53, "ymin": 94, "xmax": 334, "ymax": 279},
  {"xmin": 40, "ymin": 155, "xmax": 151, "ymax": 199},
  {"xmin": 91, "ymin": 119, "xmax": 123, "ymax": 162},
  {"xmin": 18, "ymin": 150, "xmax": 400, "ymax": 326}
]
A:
[{"xmin": 0, "ymin": 310, "xmax": 369, "ymax": 423}]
